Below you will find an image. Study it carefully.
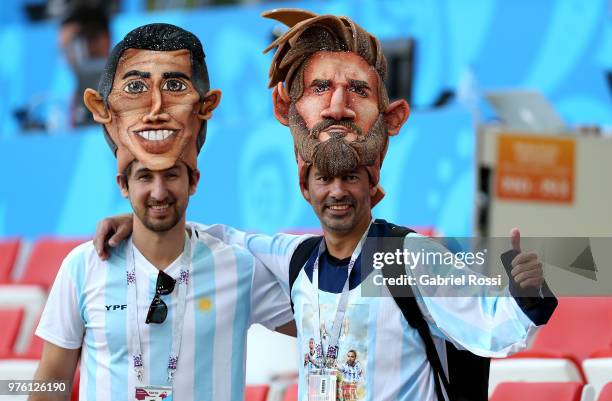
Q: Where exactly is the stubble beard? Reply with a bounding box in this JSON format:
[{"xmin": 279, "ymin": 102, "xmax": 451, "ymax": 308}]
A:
[{"xmin": 133, "ymin": 199, "xmax": 184, "ymax": 233}]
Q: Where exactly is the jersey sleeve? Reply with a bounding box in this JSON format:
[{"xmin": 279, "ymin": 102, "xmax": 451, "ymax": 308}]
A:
[
  {"xmin": 402, "ymin": 234, "xmax": 539, "ymax": 358},
  {"xmin": 249, "ymin": 257, "xmax": 294, "ymax": 329},
  {"xmin": 188, "ymin": 222, "xmax": 309, "ymax": 292},
  {"xmin": 35, "ymin": 247, "xmax": 86, "ymax": 350},
  {"xmin": 243, "ymin": 232, "xmax": 311, "ymax": 294}
]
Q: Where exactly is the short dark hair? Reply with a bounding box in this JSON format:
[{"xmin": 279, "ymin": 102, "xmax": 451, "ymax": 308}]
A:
[
  {"xmin": 119, "ymin": 161, "xmax": 197, "ymax": 189},
  {"xmin": 348, "ymin": 350, "xmax": 357, "ymax": 357},
  {"xmin": 99, "ymin": 23, "xmax": 210, "ymax": 155}
]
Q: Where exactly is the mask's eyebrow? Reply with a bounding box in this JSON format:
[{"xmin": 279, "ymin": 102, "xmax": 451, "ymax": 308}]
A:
[
  {"xmin": 163, "ymin": 71, "xmax": 191, "ymax": 81},
  {"xmin": 310, "ymin": 79, "xmax": 331, "ymax": 87},
  {"xmin": 122, "ymin": 70, "xmax": 150, "ymax": 80},
  {"xmin": 349, "ymin": 79, "xmax": 371, "ymax": 91}
]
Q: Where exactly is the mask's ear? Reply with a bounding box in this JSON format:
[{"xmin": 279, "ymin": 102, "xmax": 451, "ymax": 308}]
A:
[
  {"xmin": 84, "ymin": 88, "xmax": 112, "ymax": 124},
  {"xmin": 197, "ymin": 89, "xmax": 222, "ymax": 120},
  {"xmin": 384, "ymin": 99, "xmax": 410, "ymax": 136},
  {"xmin": 272, "ymin": 82, "xmax": 291, "ymax": 126}
]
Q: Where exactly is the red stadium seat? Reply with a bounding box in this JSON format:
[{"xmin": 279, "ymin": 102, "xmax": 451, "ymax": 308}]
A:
[
  {"xmin": 71, "ymin": 369, "xmax": 80, "ymax": 401},
  {"xmin": 0, "ymin": 285, "xmax": 46, "ymax": 354},
  {"xmin": 489, "ymin": 382, "xmax": 583, "ymax": 401},
  {"xmin": 18, "ymin": 237, "xmax": 85, "ymax": 289},
  {"xmin": 411, "ymin": 226, "xmax": 436, "ymax": 236},
  {"xmin": 490, "ymin": 298, "xmax": 612, "ymax": 394},
  {"xmin": 0, "ymin": 308, "xmax": 24, "ymax": 355},
  {"xmin": 245, "ymin": 384, "xmax": 269, "ymax": 401},
  {"xmin": 525, "ymin": 297, "xmax": 612, "ymax": 363},
  {"xmin": 283, "ymin": 383, "xmax": 298, "ymax": 401},
  {"xmin": 584, "ymin": 349, "xmax": 612, "ymax": 398},
  {"xmin": 19, "ymin": 328, "xmax": 44, "ymax": 359},
  {"xmin": 0, "ymin": 238, "xmax": 21, "ymax": 283},
  {"xmin": 599, "ymin": 382, "xmax": 612, "ymax": 401}
]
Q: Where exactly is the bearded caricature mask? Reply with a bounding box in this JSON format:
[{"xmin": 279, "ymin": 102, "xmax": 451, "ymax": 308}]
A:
[
  {"xmin": 83, "ymin": 23, "xmax": 221, "ymax": 172},
  {"xmin": 264, "ymin": 9, "xmax": 410, "ymax": 206}
]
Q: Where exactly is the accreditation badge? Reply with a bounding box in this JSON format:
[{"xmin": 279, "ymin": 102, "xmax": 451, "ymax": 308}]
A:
[
  {"xmin": 135, "ymin": 385, "xmax": 173, "ymax": 401},
  {"xmin": 308, "ymin": 369, "xmax": 338, "ymax": 401}
]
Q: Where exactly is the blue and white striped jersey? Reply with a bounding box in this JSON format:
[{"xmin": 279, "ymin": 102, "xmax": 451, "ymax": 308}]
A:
[
  {"xmin": 36, "ymin": 224, "xmax": 293, "ymax": 401},
  {"xmin": 216, "ymin": 224, "xmax": 544, "ymax": 401}
]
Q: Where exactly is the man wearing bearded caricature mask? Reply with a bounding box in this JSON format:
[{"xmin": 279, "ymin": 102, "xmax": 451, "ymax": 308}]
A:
[
  {"xmin": 253, "ymin": 10, "xmax": 555, "ymax": 401},
  {"xmin": 31, "ymin": 23, "xmax": 295, "ymax": 401},
  {"xmin": 94, "ymin": 11, "xmax": 556, "ymax": 401}
]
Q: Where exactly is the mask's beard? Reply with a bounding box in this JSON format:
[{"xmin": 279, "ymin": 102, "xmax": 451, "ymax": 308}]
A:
[
  {"xmin": 313, "ymin": 132, "xmax": 360, "ymax": 177},
  {"xmin": 288, "ymin": 103, "xmax": 387, "ymax": 177}
]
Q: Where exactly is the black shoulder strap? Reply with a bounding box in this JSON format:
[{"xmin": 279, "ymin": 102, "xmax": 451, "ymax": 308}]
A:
[
  {"xmin": 375, "ymin": 221, "xmax": 451, "ymax": 401},
  {"xmin": 379, "ymin": 220, "xmax": 490, "ymax": 401},
  {"xmin": 288, "ymin": 236, "xmax": 322, "ymax": 314}
]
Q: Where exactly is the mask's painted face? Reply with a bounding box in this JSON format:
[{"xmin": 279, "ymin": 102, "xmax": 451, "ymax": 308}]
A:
[
  {"xmin": 289, "ymin": 51, "xmax": 387, "ymax": 178},
  {"xmin": 103, "ymin": 48, "xmax": 205, "ymax": 172}
]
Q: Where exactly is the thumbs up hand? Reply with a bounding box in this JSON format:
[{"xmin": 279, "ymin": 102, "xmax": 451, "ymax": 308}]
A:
[{"xmin": 509, "ymin": 228, "xmax": 544, "ymax": 289}]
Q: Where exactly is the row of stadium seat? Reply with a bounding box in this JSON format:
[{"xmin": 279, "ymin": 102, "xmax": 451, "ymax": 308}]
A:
[
  {"xmin": 489, "ymin": 297, "xmax": 612, "ymax": 396},
  {"xmin": 243, "ymin": 382, "xmax": 612, "ymax": 401},
  {"xmin": 0, "ymin": 237, "xmax": 610, "ymax": 399},
  {"xmin": 0, "ymin": 237, "xmax": 86, "ymax": 288},
  {"xmin": 0, "ymin": 237, "xmax": 86, "ymax": 355},
  {"xmin": 490, "ymin": 382, "xmax": 612, "ymax": 401}
]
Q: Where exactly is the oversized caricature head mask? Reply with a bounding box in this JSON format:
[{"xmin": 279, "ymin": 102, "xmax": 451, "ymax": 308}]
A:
[
  {"xmin": 264, "ymin": 9, "xmax": 409, "ymax": 207},
  {"xmin": 84, "ymin": 23, "xmax": 221, "ymax": 172}
]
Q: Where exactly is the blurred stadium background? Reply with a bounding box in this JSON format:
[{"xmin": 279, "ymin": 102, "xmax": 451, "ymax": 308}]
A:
[{"xmin": 0, "ymin": 0, "xmax": 611, "ymax": 400}]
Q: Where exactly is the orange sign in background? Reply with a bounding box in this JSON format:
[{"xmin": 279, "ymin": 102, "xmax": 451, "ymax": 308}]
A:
[{"xmin": 495, "ymin": 134, "xmax": 575, "ymax": 203}]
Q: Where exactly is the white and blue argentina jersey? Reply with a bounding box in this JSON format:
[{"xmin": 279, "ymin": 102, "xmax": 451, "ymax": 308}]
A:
[
  {"xmin": 222, "ymin": 225, "xmax": 543, "ymax": 401},
  {"xmin": 36, "ymin": 224, "xmax": 293, "ymax": 401}
]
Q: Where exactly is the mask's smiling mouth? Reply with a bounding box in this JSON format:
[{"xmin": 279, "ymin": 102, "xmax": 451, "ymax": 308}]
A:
[
  {"xmin": 136, "ymin": 129, "xmax": 176, "ymax": 141},
  {"xmin": 131, "ymin": 128, "xmax": 179, "ymax": 153}
]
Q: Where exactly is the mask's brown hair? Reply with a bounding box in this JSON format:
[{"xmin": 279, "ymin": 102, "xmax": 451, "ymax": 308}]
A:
[{"xmin": 263, "ymin": 9, "xmax": 389, "ymax": 111}]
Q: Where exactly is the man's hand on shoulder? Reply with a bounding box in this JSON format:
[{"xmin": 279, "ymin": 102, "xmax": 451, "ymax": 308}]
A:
[
  {"xmin": 93, "ymin": 213, "xmax": 133, "ymax": 260},
  {"xmin": 509, "ymin": 228, "xmax": 544, "ymax": 289}
]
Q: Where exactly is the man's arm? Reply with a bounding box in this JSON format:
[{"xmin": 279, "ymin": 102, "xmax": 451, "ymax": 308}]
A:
[
  {"xmin": 403, "ymin": 229, "xmax": 556, "ymax": 357},
  {"xmin": 93, "ymin": 217, "xmax": 306, "ymax": 291},
  {"xmin": 275, "ymin": 320, "xmax": 297, "ymax": 337},
  {"xmin": 28, "ymin": 342, "xmax": 80, "ymax": 401}
]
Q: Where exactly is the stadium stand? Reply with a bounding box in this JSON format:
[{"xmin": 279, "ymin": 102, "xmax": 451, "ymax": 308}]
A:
[
  {"xmin": 598, "ymin": 382, "xmax": 612, "ymax": 401},
  {"xmin": 17, "ymin": 237, "xmax": 85, "ymax": 289},
  {"xmin": 245, "ymin": 385, "xmax": 270, "ymax": 401},
  {"xmin": 282, "ymin": 383, "xmax": 298, "ymax": 401},
  {"xmin": 489, "ymin": 297, "xmax": 612, "ymax": 394},
  {"xmin": 489, "ymin": 382, "xmax": 585, "ymax": 401},
  {"xmin": 0, "ymin": 308, "xmax": 24, "ymax": 356},
  {"xmin": 0, "ymin": 238, "xmax": 20, "ymax": 283},
  {"xmin": 0, "ymin": 285, "xmax": 46, "ymax": 354},
  {"xmin": 584, "ymin": 349, "xmax": 612, "ymax": 398}
]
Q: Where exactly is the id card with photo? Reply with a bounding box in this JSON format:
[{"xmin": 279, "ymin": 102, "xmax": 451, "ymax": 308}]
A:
[
  {"xmin": 135, "ymin": 385, "xmax": 173, "ymax": 401},
  {"xmin": 308, "ymin": 371, "xmax": 337, "ymax": 401}
]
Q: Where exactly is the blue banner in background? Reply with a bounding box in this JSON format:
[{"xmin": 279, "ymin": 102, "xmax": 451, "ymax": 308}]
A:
[
  {"xmin": 0, "ymin": 108, "xmax": 474, "ymax": 238},
  {"xmin": 2, "ymin": 0, "xmax": 611, "ymax": 238}
]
